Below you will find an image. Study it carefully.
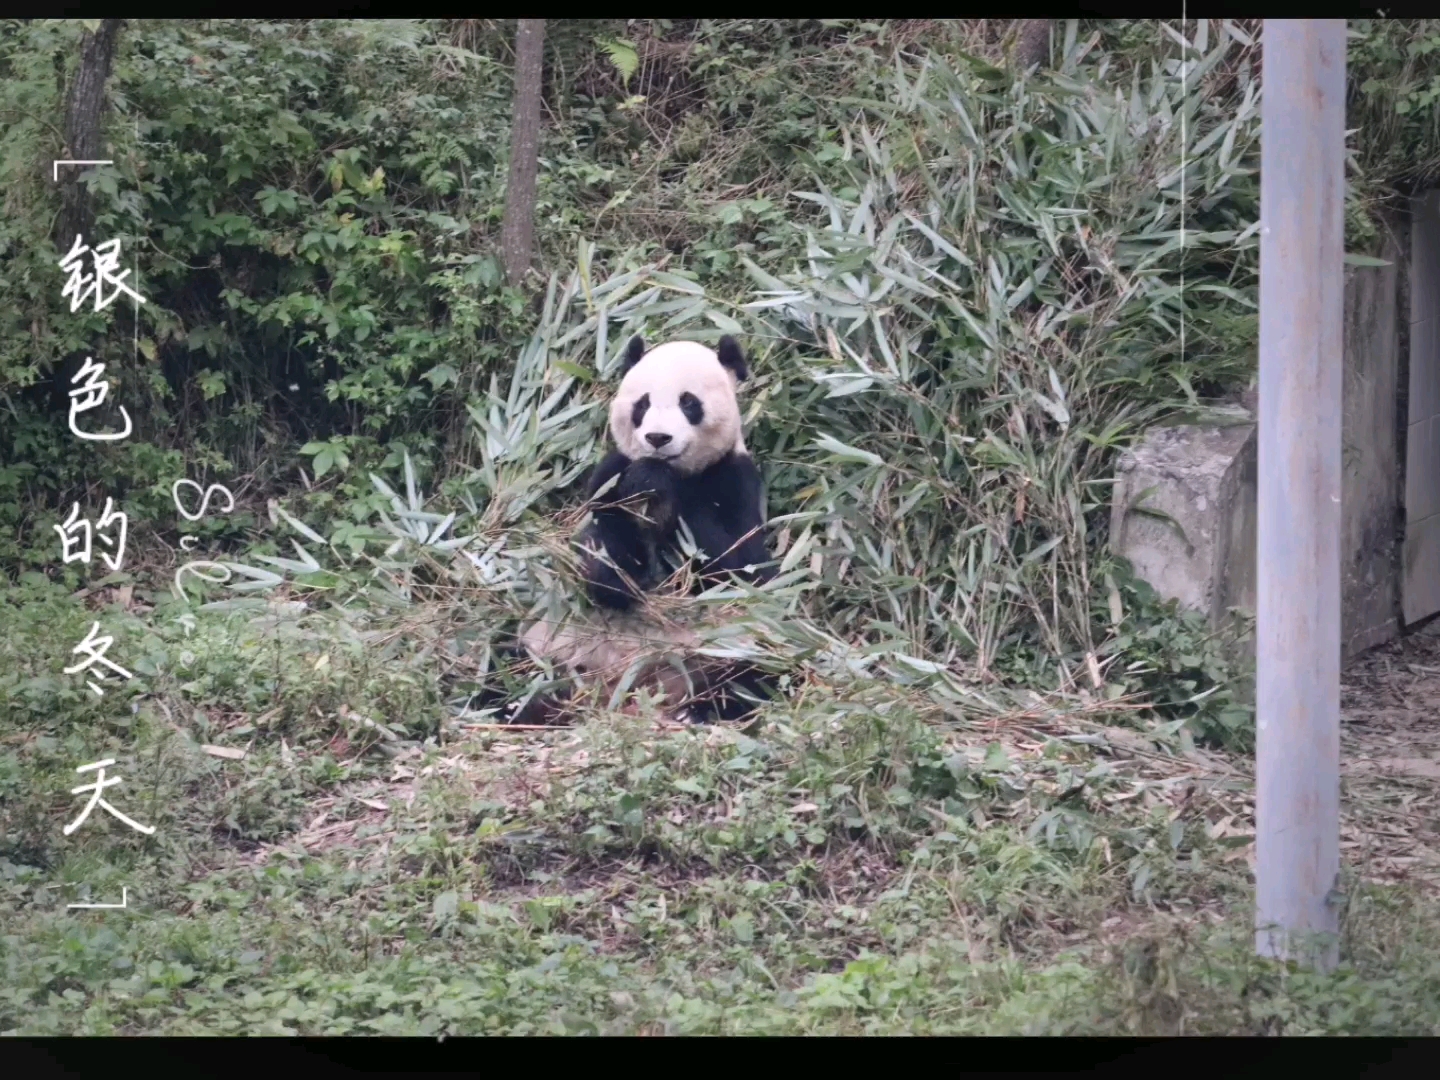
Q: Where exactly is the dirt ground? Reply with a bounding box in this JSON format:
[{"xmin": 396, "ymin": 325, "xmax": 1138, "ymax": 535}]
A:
[{"xmin": 1340, "ymin": 628, "xmax": 1440, "ymax": 894}]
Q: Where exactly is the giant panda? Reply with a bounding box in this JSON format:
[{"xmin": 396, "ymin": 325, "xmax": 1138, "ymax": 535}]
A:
[
  {"xmin": 579, "ymin": 333, "xmax": 770, "ymax": 609},
  {"xmin": 511, "ymin": 333, "xmax": 779, "ymax": 724}
]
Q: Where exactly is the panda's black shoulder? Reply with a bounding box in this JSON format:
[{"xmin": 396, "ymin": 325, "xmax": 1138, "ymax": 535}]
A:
[
  {"xmin": 681, "ymin": 451, "xmax": 763, "ymax": 512},
  {"xmin": 690, "ymin": 449, "xmax": 761, "ymax": 485}
]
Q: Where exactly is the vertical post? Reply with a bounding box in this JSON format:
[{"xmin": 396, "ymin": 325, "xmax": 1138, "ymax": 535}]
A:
[{"xmin": 1255, "ymin": 19, "xmax": 1346, "ymax": 972}]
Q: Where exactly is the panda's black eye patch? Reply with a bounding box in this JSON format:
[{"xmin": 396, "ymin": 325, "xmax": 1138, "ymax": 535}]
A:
[
  {"xmin": 679, "ymin": 392, "xmax": 704, "ymax": 425},
  {"xmin": 631, "ymin": 393, "xmax": 650, "ymax": 428}
]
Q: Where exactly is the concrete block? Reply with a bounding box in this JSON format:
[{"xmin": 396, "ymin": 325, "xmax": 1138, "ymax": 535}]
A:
[
  {"xmin": 1110, "ymin": 216, "xmax": 1402, "ymax": 662},
  {"xmin": 1110, "ymin": 417, "xmax": 1257, "ymax": 629},
  {"xmin": 1404, "ymin": 512, "xmax": 1440, "ymax": 625}
]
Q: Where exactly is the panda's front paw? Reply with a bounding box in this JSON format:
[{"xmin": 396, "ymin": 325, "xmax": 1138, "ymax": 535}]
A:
[
  {"xmin": 616, "ymin": 459, "xmax": 679, "ymax": 531},
  {"xmin": 618, "ymin": 457, "xmax": 679, "ymax": 496}
]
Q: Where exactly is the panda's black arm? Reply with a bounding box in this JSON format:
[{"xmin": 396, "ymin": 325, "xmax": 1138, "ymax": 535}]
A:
[
  {"xmin": 580, "ymin": 451, "xmax": 648, "ymax": 609},
  {"xmin": 581, "ymin": 452, "xmax": 692, "ymax": 610},
  {"xmin": 582, "ymin": 535, "xmax": 644, "ymax": 610},
  {"xmin": 682, "ymin": 453, "xmax": 773, "ymax": 586},
  {"xmin": 586, "ymin": 449, "xmax": 632, "ymax": 500}
]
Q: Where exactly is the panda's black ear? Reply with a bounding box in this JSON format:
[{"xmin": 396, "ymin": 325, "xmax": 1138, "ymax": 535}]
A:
[
  {"xmin": 620, "ymin": 335, "xmax": 646, "ymax": 376},
  {"xmin": 716, "ymin": 336, "xmax": 748, "ymax": 382}
]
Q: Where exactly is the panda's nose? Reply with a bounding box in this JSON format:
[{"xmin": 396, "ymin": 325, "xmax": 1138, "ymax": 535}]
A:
[{"xmin": 645, "ymin": 432, "xmax": 672, "ymax": 448}]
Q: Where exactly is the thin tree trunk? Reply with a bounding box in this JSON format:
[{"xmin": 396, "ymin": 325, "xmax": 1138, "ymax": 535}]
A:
[
  {"xmin": 52, "ymin": 19, "xmax": 123, "ymax": 421},
  {"xmin": 1011, "ymin": 19, "xmax": 1051, "ymax": 73},
  {"xmin": 57, "ymin": 19, "xmax": 123, "ymax": 252},
  {"xmin": 500, "ymin": 19, "xmax": 546, "ymax": 288}
]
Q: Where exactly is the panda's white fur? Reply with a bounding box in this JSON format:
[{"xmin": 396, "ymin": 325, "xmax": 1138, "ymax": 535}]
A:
[{"xmin": 608, "ymin": 340, "xmax": 747, "ymax": 475}]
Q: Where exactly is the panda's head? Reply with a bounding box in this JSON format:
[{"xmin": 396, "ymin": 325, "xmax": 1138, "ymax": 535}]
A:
[{"xmin": 608, "ymin": 335, "xmax": 750, "ymax": 476}]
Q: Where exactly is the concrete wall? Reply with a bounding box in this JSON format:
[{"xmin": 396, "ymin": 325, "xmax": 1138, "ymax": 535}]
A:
[
  {"xmin": 1342, "ymin": 216, "xmax": 1402, "ymax": 658},
  {"xmin": 1404, "ymin": 191, "xmax": 1440, "ymax": 625}
]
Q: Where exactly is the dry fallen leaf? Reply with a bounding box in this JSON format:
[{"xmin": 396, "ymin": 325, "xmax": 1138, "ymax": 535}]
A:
[
  {"xmin": 1375, "ymin": 757, "xmax": 1440, "ymax": 779},
  {"xmin": 201, "ymin": 744, "xmax": 246, "ymax": 761}
]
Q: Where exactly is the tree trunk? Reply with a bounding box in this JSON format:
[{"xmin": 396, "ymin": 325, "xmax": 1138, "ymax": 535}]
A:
[
  {"xmin": 57, "ymin": 19, "xmax": 123, "ymax": 253},
  {"xmin": 500, "ymin": 19, "xmax": 546, "ymax": 288},
  {"xmin": 51, "ymin": 19, "xmax": 123, "ymax": 421},
  {"xmin": 1011, "ymin": 19, "xmax": 1051, "ymax": 73}
]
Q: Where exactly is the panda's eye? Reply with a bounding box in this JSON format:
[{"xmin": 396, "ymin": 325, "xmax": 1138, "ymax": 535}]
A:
[
  {"xmin": 631, "ymin": 393, "xmax": 650, "ymax": 428},
  {"xmin": 679, "ymin": 392, "xmax": 704, "ymax": 425}
]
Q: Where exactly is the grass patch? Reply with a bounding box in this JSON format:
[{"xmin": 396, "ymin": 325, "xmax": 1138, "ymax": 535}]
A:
[{"xmin": 4, "ymin": 581, "xmax": 1440, "ymax": 1035}]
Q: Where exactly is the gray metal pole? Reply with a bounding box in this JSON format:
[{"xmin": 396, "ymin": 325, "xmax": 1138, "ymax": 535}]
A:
[{"xmin": 1255, "ymin": 19, "xmax": 1346, "ymax": 972}]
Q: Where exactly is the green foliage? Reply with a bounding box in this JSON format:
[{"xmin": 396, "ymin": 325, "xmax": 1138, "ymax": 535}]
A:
[
  {"xmin": 0, "ymin": 18, "xmax": 935, "ymax": 571},
  {"xmin": 726, "ymin": 22, "xmax": 1260, "ymax": 690},
  {"xmin": 6, "ymin": 19, "xmax": 1440, "ymax": 1036},
  {"xmin": 0, "ymin": 19, "xmax": 537, "ymax": 539},
  {"xmin": 1095, "ymin": 559, "xmax": 1254, "ymax": 750},
  {"xmin": 2, "ymin": 644, "xmax": 1437, "ymax": 1034},
  {"xmin": 6, "ymin": 17, "xmax": 1271, "ymax": 736},
  {"xmin": 1349, "ymin": 19, "xmax": 1440, "ymax": 198}
]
